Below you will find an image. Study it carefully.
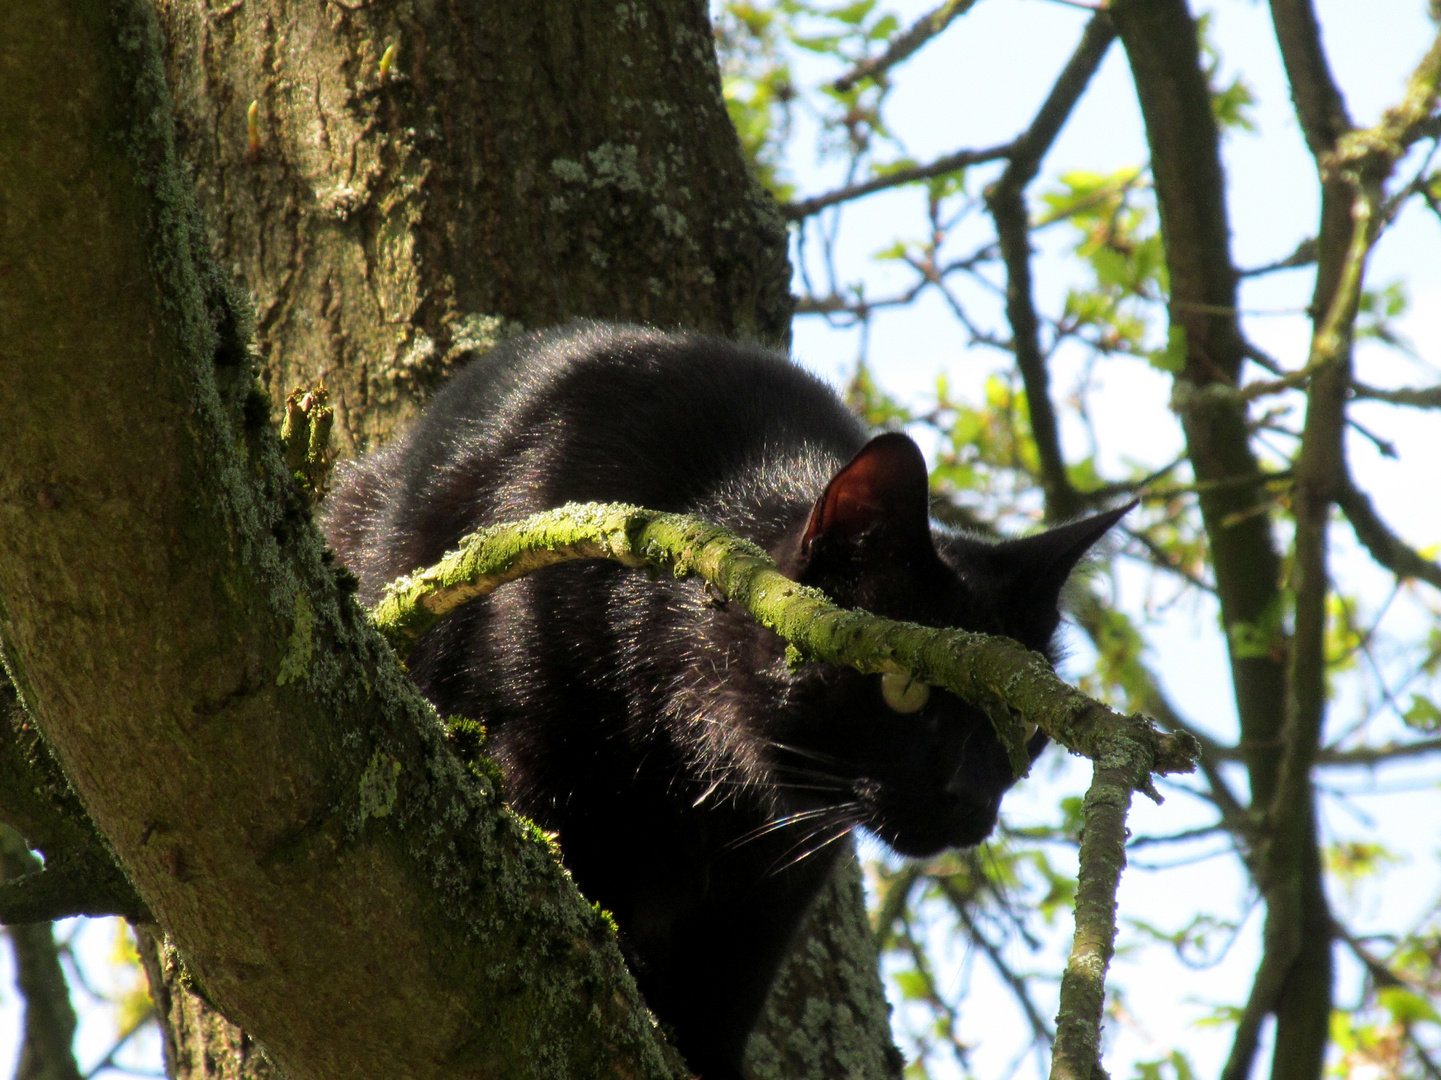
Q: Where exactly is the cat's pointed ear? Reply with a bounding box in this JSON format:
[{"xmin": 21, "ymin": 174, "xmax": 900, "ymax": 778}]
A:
[
  {"xmin": 801, "ymin": 432, "xmax": 933, "ymax": 558},
  {"xmin": 990, "ymin": 500, "xmax": 1136, "ymax": 604}
]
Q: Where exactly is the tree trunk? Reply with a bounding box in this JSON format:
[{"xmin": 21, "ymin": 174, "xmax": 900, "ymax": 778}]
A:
[
  {"xmin": 0, "ymin": 1, "xmax": 897, "ymax": 1077},
  {"xmin": 155, "ymin": 0, "xmax": 794, "ymax": 452}
]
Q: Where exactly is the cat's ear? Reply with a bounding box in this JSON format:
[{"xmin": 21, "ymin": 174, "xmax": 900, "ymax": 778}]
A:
[
  {"xmin": 988, "ymin": 501, "xmax": 1136, "ymax": 605},
  {"xmin": 801, "ymin": 432, "xmax": 934, "ymax": 559}
]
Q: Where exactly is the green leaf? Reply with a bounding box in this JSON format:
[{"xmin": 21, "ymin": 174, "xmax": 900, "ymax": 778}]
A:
[
  {"xmin": 1378, "ymin": 985, "xmax": 1441, "ymax": 1025},
  {"xmin": 829, "ymin": 0, "xmax": 878, "ymax": 26},
  {"xmin": 1227, "ymin": 597, "xmax": 1286, "ymax": 661},
  {"xmin": 869, "ymin": 13, "xmax": 899, "ymax": 39},
  {"xmin": 1212, "ymin": 77, "xmax": 1258, "ymax": 132},
  {"xmin": 1323, "ymin": 840, "xmax": 1399, "ymax": 883},
  {"xmin": 1404, "ymin": 694, "xmax": 1441, "ymax": 731},
  {"xmin": 893, "ymin": 969, "xmax": 930, "ymax": 1001},
  {"xmin": 1150, "ymin": 325, "xmax": 1187, "ymax": 373},
  {"xmin": 1130, "ymin": 1051, "xmax": 1198, "ymax": 1080},
  {"xmin": 791, "ymin": 33, "xmax": 844, "ymax": 53},
  {"xmin": 870, "ymin": 156, "xmax": 921, "ymax": 176}
]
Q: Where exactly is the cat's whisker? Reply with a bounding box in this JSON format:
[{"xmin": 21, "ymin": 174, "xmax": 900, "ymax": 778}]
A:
[
  {"xmin": 770, "ymin": 765, "xmax": 852, "ymax": 788},
  {"xmin": 764, "ymin": 740, "xmax": 853, "ymax": 770},
  {"xmin": 691, "ymin": 775, "xmax": 849, "ymax": 797},
  {"xmin": 765, "ymin": 814, "xmax": 863, "ymax": 877},
  {"xmin": 691, "ymin": 777, "xmax": 725, "ymax": 807},
  {"xmin": 721, "ymin": 804, "xmax": 857, "ymax": 852}
]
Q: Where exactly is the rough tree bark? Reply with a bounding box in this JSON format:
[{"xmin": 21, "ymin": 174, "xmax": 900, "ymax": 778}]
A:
[
  {"xmin": 3, "ymin": 1, "xmax": 684, "ymax": 1075},
  {"xmin": 154, "ymin": 0, "xmax": 795, "ymax": 452},
  {"xmin": 0, "ymin": 1, "xmax": 900, "ymax": 1078}
]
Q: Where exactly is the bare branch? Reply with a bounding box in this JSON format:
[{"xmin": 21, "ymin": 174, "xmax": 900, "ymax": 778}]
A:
[
  {"xmin": 1317, "ymin": 737, "xmax": 1441, "ymax": 766},
  {"xmin": 833, "ymin": 0, "xmax": 982, "ymax": 93},
  {"xmin": 781, "ymin": 142, "xmax": 1015, "ymax": 221},
  {"xmin": 1336, "ymin": 475, "xmax": 1441, "ymax": 591},
  {"xmin": 1238, "ymin": 235, "xmax": 1319, "ymax": 277},
  {"xmin": 376, "ymin": 504, "xmax": 1201, "ymax": 1080},
  {"xmin": 1223, "ymin": 930, "xmax": 1308, "ymax": 1080},
  {"xmin": 986, "ymin": 12, "xmax": 1116, "ymax": 521},
  {"xmin": 1346, "ymin": 416, "xmax": 1398, "ymax": 459},
  {"xmin": 1111, "ymin": 11, "xmax": 1289, "ymax": 932},
  {"xmin": 999, "ymin": 12, "xmax": 1116, "ymax": 181},
  {"xmin": 1269, "ymin": 0, "xmax": 1353, "ymax": 159},
  {"xmin": 1050, "ymin": 751, "xmax": 1144, "ymax": 1080},
  {"xmin": 1205, "ymin": 735, "xmax": 1441, "ymax": 767},
  {"xmin": 1235, "ymin": 363, "xmax": 1320, "ymax": 400},
  {"xmin": 1351, "ymin": 381, "xmax": 1441, "ymax": 408},
  {"xmin": 1255, "ymin": 21, "xmax": 1441, "ymax": 1080}
]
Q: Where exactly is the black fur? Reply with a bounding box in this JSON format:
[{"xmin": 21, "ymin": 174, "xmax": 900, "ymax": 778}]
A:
[{"xmin": 323, "ymin": 322, "xmax": 1127, "ymax": 1079}]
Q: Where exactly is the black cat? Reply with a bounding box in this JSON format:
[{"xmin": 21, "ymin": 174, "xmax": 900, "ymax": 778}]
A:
[{"xmin": 323, "ymin": 322, "xmax": 1128, "ymax": 1080}]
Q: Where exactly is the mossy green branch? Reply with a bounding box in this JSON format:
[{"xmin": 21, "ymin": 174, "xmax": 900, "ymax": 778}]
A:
[
  {"xmin": 369, "ymin": 501, "xmax": 1198, "ymax": 779},
  {"xmin": 369, "ymin": 500, "xmax": 1198, "ymax": 1078},
  {"xmin": 1049, "ymin": 747, "xmax": 1145, "ymax": 1080}
]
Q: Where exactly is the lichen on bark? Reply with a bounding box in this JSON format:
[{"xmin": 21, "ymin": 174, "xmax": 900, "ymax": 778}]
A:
[{"xmin": 370, "ymin": 501, "xmax": 1197, "ymax": 777}]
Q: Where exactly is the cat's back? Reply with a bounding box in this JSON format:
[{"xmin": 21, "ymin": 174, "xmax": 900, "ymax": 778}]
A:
[{"xmin": 325, "ymin": 322, "xmax": 865, "ymax": 599}]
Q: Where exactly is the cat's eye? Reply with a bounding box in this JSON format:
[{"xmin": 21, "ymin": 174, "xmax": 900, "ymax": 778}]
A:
[{"xmin": 881, "ymin": 672, "xmax": 930, "ymax": 714}]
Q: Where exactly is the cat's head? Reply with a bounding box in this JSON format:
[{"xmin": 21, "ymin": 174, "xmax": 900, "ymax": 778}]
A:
[{"xmin": 771, "ymin": 433, "xmax": 1131, "ymax": 857}]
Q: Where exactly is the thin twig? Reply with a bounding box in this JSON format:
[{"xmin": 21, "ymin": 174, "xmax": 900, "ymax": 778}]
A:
[
  {"xmin": 1237, "ymin": 235, "xmax": 1318, "ymax": 277},
  {"xmin": 986, "ymin": 11, "xmax": 1116, "ymax": 522},
  {"xmin": 833, "ymin": 0, "xmax": 982, "ymax": 92},
  {"xmin": 1126, "ymin": 824, "xmax": 1228, "ymax": 848},
  {"xmin": 1336, "ymin": 474, "xmax": 1441, "ymax": 591},
  {"xmin": 83, "ymin": 1013, "xmax": 156, "ymax": 1079},
  {"xmin": 1351, "ymin": 381, "xmax": 1441, "ymax": 408},
  {"xmin": 1206, "ymin": 735, "xmax": 1441, "ymax": 767},
  {"xmin": 941, "ymin": 878, "xmax": 1057, "ymax": 1046},
  {"xmin": 1121, "ymin": 527, "xmax": 1215, "ymax": 593},
  {"xmin": 781, "ymin": 142, "xmax": 1015, "ymax": 220}
]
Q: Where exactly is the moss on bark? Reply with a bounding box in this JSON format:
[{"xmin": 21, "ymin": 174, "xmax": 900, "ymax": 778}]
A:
[{"xmin": 370, "ymin": 502, "xmax": 1198, "ymax": 777}]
